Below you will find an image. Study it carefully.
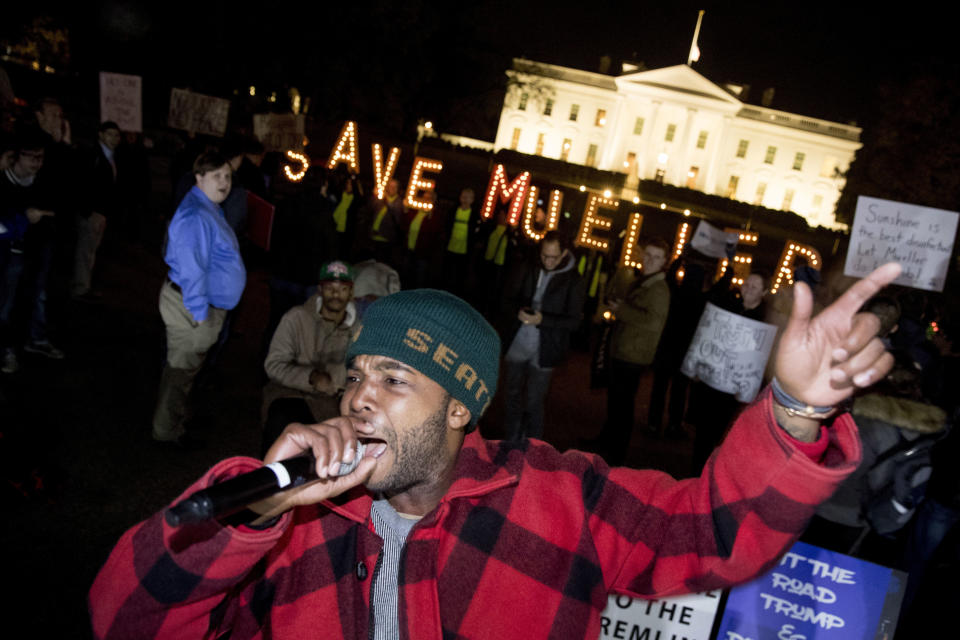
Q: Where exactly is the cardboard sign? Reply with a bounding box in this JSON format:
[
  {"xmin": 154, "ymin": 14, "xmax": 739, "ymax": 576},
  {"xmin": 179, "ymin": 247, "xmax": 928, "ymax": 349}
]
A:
[
  {"xmin": 844, "ymin": 196, "xmax": 958, "ymax": 292},
  {"xmin": 253, "ymin": 113, "xmax": 306, "ymax": 152},
  {"xmin": 167, "ymin": 88, "xmax": 230, "ymax": 137},
  {"xmin": 690, "ymin": 220, "xmax": 738, "ymax": 259},
  {"xmin": 599, "ymin": 591, "xmax": 721, "ymax": 640},
  {"xmin": 99, "ymin": 72, "xmax": 142, "ymax": 132},
  {"xmin": 247, "ymin": 191, "xmax": 275, "ymax": 251},
  {"xmin": 680, "ymin": 303, "xmax": 777, "ymax": 403},
  {"xmin": 716, "ymin": 541, "xmax": 906, "ymax": 640}
]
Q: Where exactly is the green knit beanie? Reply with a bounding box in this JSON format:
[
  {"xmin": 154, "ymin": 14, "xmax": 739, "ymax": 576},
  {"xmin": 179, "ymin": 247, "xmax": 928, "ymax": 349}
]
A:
[{"xmin": 346, "ymin": 289, "xmax": 500, "ymax": 425}]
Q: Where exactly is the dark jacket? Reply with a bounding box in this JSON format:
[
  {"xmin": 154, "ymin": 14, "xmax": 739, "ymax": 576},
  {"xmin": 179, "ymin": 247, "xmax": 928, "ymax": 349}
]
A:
[
  {"xmin": 85, "ymin": 144, "xmax": 120, "ymax": 218},
  {"xmin": 504, "ymin": 252, "xmax": 586, "ymax": 368}
]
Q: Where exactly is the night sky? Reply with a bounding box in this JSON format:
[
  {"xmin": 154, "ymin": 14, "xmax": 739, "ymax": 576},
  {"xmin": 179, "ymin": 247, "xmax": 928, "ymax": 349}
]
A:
[{"xmin": 4, "ymin": 2, "xmax": 956, "ymax": 135}]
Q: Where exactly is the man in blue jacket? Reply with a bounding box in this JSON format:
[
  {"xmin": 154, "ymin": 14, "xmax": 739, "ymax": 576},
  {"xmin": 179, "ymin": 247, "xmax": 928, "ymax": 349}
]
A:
[{"xmin": 152, "ymin": 152, "xmax": 246, "ymax": 448}]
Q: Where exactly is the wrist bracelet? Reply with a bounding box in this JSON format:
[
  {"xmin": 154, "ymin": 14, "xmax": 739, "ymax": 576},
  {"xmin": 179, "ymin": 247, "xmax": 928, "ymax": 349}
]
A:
[{"xmin": 770, "ymin": 377, "xmax": 837, "ymax": 420}]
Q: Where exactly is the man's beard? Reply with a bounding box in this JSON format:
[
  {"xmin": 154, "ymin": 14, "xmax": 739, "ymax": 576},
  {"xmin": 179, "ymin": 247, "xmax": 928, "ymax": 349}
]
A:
[{"xmin": 367, "ymin": 396, "xmax": 450, "ymax": 495}]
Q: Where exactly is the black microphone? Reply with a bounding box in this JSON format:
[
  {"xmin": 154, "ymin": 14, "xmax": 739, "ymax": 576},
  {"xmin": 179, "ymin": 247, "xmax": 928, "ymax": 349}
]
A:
[{"xmin": 165, "ymin": 443, "xmax": 366, "ymax": 527}]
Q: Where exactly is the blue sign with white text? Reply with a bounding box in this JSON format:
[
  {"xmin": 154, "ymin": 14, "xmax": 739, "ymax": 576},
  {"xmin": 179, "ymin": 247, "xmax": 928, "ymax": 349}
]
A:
[{"xmin": 716, "ymin": 541, "xmax": 905, "ymax": 640}]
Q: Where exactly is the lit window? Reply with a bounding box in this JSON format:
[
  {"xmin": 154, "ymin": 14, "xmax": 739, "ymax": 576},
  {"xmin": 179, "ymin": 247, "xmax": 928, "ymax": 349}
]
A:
[
  {"xmin": 736, "ymin": 139, "xmax": 749, "ymax": 158},
  {"xmin": 764, "ymin": 146, "xmax": 777, "ymax": 164},
  {"xmin": 665, "ymin": 124, "xmax": 677, "ymax": 142},
  {"xmin": 595, "ymin": 109, "xmax": 607, "ymax": 126},
  {"xmin": 544, "ymin": 99, "xmax": 554, "ymax": 116},
  {"xmin": 560, "ymin": 138, "xmax": 572, "ymax": 161},
  {"xmin": 518, "ymin": 93, "xmax": 528, "ymax": 111},
  {"xmin": 782, "ymin": 188, "xmax": 795, "ymax": 211},
  {"xmin": 654, "ymin": 168, "xmax": 666, "ymax": 183},
  {"xmin": 793, "ymin": 152, "xmax": 805, "ymax": 171},
  {"xmin": 510, "ymin": 128, "xmax": 521, "ymax": 150},
  {"xmin": 686, "ymin": 167, "xmax": 699, "ymax": 188},
  {"xmin": 754, "ymin": 182, "xmax": 767, "ymax": 205},
  {"xmin": 585, "ymin": 144, "xmax": 598, "ymax": 168},
  {"xmin": 696, "ymin": 131, "xmax": 708, "ymax": 149},
  {"xmin": 633, "ymin": 117, "xmax": 644, "ymax": 135},
  {"xmin": 726, "ymin": 175, "xmax": 739, "ymax": 198},
  {"xmin": 569, "ymin": 104, "xmax": 580, "ymax": 121},
  {"xmin": 535, "ymin": 133, "xmax": 545, "ymax": 156}
]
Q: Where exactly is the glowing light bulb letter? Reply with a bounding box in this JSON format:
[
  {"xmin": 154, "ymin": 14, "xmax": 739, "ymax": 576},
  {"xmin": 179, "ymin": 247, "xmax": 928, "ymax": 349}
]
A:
[
  {"xmin": 405, "ymin": 157, "xmax": 444, "ymax": 211},
  {"xmin": 372, "ymin": 143, "xmax": 401, "ymax": 200},
  {"xmin": 772, "ymin": 240, "xmax": 822, "ymax": 294},
  {"xmin": 672, "ymin": 222, "xmax": 691, "ymax": 261},
  {"xmin": 575, "ymin": 194, "xmax": 618, "ymax": 252},
  {"xmin": 618, "ymin": 212, "xmax": 644, "ymax": 267},
  {"xmin": 283, "ymin": 150, "xmax": 309, "ymax": 182},
  {"xmin": 481, "ymin": 164, "xmax": 530, "ymax": 224},
  {"xmin": 326, "ymin": 121, "xmax": 359, "ymax": 172},
  {"xmin": 715, "ymin": 229, "xmax": 759, "ymax": 285},
  {"xmin": 521, "ymin": 188, "xmax": 562, "ymax": 241}
]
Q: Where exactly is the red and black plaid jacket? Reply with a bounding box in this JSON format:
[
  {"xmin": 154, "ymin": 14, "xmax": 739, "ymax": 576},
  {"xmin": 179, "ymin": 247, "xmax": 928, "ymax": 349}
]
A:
[{"xmin": 90, "ymin": 391, "xmax": 860, "ymax": 639}]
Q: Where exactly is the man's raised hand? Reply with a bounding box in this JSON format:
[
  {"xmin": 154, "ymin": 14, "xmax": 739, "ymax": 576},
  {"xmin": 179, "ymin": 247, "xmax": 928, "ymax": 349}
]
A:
[{"xmin": 775, "ymin": 262, "xmax": 902, "ymax": 410}]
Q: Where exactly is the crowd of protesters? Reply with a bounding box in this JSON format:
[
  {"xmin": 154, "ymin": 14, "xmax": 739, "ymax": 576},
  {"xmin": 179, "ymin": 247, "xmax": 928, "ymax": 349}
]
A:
[{"xmin": 1, "ymin": 81, "xmax": 958, "ymax": 635}]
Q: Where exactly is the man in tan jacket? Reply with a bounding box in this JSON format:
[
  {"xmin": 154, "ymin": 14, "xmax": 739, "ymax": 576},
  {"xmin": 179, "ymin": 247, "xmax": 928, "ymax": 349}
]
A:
[
  {"xmin": 261, "ymin": 261, "xmax": 358, "ymax": 454},
  {"xmin": 590, "ymin": 238, "xmax": 670, "ymax": 464}
]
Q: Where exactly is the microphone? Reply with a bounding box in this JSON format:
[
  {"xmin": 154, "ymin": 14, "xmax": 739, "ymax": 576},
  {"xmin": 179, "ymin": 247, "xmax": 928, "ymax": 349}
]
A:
[{"xmin": 165, "ymin": 442, "xmax": 366, "ymax": 527}]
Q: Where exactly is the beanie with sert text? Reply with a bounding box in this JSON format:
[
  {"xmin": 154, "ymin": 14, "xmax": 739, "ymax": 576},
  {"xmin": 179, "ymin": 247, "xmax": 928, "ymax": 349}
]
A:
[{"xmin": 346, "ymin": 289, "xmax": 500, "ymax": 426}]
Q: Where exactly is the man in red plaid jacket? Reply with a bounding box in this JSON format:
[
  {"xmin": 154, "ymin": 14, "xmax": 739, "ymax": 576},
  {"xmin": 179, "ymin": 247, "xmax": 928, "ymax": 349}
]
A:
[{"xmin": 90, "ymin": 263, "xmax": 902, "ymax": 639}]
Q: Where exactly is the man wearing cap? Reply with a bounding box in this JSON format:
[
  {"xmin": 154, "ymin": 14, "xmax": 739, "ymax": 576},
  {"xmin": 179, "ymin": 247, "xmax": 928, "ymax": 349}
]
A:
[
  {"xmin": 262, "ymin": 260, "xmax": 358, "ymax": 455},
  {"xmin": 92, "ymin": 263, "xmax": 902, "ymax": 640}
]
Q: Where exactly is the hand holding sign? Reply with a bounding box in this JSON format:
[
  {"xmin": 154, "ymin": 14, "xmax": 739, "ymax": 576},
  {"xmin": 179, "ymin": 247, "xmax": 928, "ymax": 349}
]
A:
[{"xmin": 775, "ymin": 262, "xmax": 901, "ymax": 424}]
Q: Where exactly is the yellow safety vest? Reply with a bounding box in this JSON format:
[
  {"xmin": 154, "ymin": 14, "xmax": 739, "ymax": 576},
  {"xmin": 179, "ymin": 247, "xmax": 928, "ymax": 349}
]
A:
[
  {"xmin": 484, "ymin": 225, "xmax": 508, "ymax": 266},
  {"xmin": 332, "ymin": 193, "xmax": 354, "ymax": 233},
  {"xmin": 407, "ymin": 210, "xmax": 429, "ymax": 250},
  {"xmin": 446, "ymin": 207, "xmax": 472, "ymax": 254}
]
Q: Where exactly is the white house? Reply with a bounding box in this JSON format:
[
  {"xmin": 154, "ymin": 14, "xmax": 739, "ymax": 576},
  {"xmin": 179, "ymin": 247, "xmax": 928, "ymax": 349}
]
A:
[{"xmin": 493, "ymin": 59, "xmax": 861, "ymax": 230}]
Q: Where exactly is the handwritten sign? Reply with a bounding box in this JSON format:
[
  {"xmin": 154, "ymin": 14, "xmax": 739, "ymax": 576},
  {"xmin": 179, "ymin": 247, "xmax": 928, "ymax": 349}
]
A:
[
  {"xmin": 599, "ymin": 591, "xmax": 721, "ymax": 640},
  {"xmin": 690, "ymin": 220, "xmax": 738, "ymax": 259},
  {"xmin": 844, "ymin": 196, "xmax": 958, "ymax": 292},
  {"xmin": 680, "ymin": 303, "xmax": 777, "ymax": 403},
  {"xmin": 247, "ymin": 191, "xmax": 275, "ymax": 251},
  {"xmin": 253, "ymin": 113, "xmax": 306, "ymax": 152},
  {"xmin": 717, "ymin": 541, "xmax": 906, "ymax": 640},
  {"xmin": 99, "ymin": 72, "xmax": 142, "ymax": 132},
  {"xmin": 167, "ymin": 88, "xmax": 230, "ymax": 137}
]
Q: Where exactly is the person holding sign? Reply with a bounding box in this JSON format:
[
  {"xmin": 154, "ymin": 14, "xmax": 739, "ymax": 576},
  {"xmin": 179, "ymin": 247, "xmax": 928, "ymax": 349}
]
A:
[
  {"xmin": 92, "ymin": 264, "xmax": 900, "ymax": 640},
  {"xmin": 686, "ymin": 271, "xmax": 771, "ymax": 474}
]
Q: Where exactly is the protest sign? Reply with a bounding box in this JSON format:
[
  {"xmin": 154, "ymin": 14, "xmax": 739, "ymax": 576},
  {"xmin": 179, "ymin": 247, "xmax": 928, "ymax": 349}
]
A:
[
  {"xmin": 844, "ymin": 195, "xmax": 958, "ymax": 292},
  {"xmin": 680, "ymin": 303, "xmax": 777, "ymax": 403},
  {"xmin": 716, "ymin": 541, "xmax": 906, "ymax": 640},
  {"xmin": 167, "ymin": 88, "xmax": 230, "ymax": 137},
  {"xmin": 690, "ymin": 220, "xmax": 738, "ymax": 259},
  {"xmin": 99, "ymin": 72, "xmax": 142, "ymax": 132},
  {"xmin": 247, "ymin": 191, "xmax": 275, "ymax": 251},
  {"xmin": 253, "ymin": 113, "xmax": 306, "ymax": 152},
  {"xmin": 599, "ymin": 591, "xmax": 721, "ymax": 640}
]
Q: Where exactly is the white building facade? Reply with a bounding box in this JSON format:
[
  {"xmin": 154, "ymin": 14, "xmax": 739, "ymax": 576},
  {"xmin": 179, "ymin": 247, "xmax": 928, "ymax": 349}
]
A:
[{"xmin": 493, "ymin": 59, "xmax": 861, "ymax": 230}]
